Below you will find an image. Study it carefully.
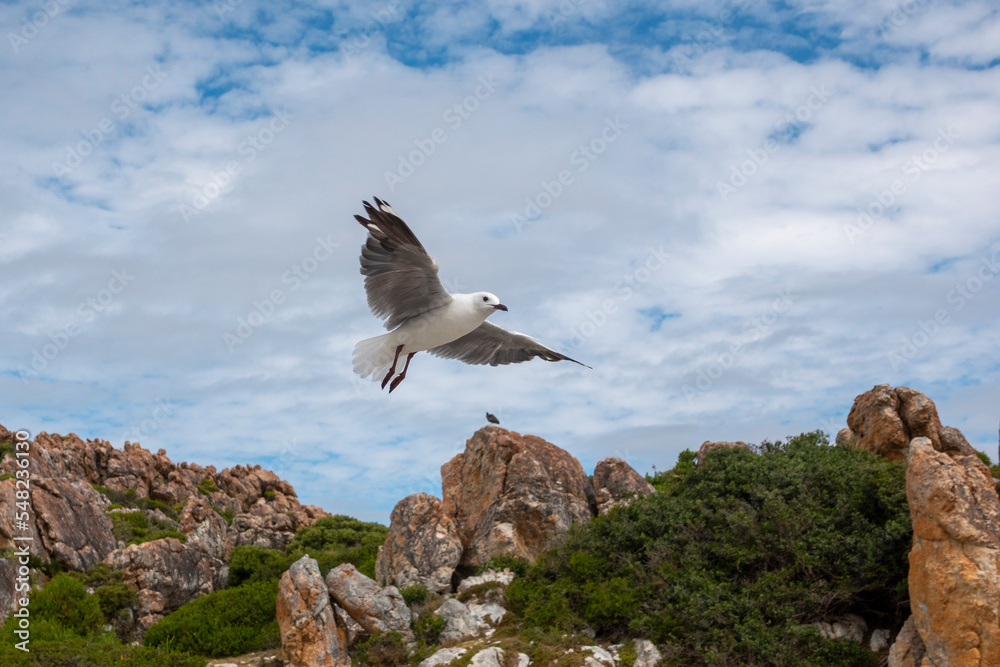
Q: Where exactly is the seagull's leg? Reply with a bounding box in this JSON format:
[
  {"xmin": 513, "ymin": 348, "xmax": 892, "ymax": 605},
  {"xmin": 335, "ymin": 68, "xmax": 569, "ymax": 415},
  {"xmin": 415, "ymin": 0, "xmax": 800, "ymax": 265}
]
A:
[
  {"xmin": 381, "ymin": 345, "xmax": 403, "ymax": 389},
  {"xmin": 388, "ymin": 353, "xmax": 415, "ymax": 393}
]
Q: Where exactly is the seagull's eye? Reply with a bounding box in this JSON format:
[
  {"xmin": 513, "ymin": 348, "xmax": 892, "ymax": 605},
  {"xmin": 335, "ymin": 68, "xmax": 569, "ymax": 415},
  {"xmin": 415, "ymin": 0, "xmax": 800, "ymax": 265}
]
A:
[{"xmin": 482, "ymin": 296, "xmax": 488, "ymax": 302}]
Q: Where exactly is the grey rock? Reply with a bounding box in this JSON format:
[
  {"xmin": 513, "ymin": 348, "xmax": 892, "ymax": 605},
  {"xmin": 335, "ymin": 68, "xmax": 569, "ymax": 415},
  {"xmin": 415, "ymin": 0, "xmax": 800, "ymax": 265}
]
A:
[{"xmin": 325, "ymin": 562, "xmax": 412, "ymax": 639}]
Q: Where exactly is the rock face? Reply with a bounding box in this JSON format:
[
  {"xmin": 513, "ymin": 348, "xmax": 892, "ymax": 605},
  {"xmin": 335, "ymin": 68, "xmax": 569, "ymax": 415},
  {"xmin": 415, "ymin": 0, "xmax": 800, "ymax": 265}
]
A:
[
  {"xmin": 592, "ymin": 457, "xmax": 655, "ymax": 514},
  {"xmin": 441, "ymin": 427, "xmax": 596, "ymax": 569},
  {"xmin": 888, "ymin": 616, "xmax": 927, "ymax": 667},
  {"xmin": 843, "ymin": 385, "xmax": 975, "ymax": 461},
  {"xmin": 276, "ymin": 556, "xmax": 348, "ymax": 667},
  {"xmin": 0, "ymin": 423, "xmax": 327, "ymax": 624},
  {"xmin": 325, "ymin": 563, "xmax": 412, "ymax": 639},
  {"xmin": 375, "ymin": 492, "xmax": 463, "ymax": 593},
  {"xmin": 695, "ymin": 440, "xmax": 749, "ymax": 465},
  {"xmin": 901, "ymin": 436, "xmax": 1000, "ymax": 666},
  {"xmin": 105, "ymin": 538, "xmax": 228, "ymax": 612}
]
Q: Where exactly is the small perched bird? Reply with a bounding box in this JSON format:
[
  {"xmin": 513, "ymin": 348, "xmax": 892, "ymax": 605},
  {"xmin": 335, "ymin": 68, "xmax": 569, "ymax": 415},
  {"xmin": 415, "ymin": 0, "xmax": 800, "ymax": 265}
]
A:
[
  {"xmin": 486, "ymin": 412, "xmax": 500, "ymax": 425},
  {"xmin": 352, "ymin": 198, "xmax": 589, "ymax": 393}
]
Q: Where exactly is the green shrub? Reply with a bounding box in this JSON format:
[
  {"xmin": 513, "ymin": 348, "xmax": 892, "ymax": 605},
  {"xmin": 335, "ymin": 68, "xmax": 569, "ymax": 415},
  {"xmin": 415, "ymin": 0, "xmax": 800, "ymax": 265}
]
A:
[
  {"xmin": 195, "ymin": 478, "xmax": 217, "ymax": 495},
  {"xmin": 0, "ymin": 629, "xmax": 207, "ymax": 666},
  {"xmin": 144, "ymin": 579, "xmax": 280, "ymax": 657},
  {"xmin": 353, "ymin": 631, "xmax": 408, "ymax": 666},
  {"xmin": 95, "ymin": 582, "xmax": 140, "ymax": 621},
  {"xmin": 413, "ymin": 613, "xmax": 446, "ymax": 644},
  {"xmin": 109, "ymin": 511, "xmax": 186, "ymax": 546},
  {"xmin": 285, "ymin": 514, "xmax": 388, "ymax": 579},
  {"xmin": 92, "ymin": 484, "xmax": 180, "ymax": 520},
  {"xmin": 31, "ymin": 573, "xmax": 104, "ymax": 637},
  {"xmin": 400, "ymin": 583, "xmax": 430, "ymax": 606},
  {"xmin": 227, "ymin": 545, "xmax": 292, "ymax": 588},
  {"xmin": 214, "ymin": 506, "xmax": 235, "ymax": 525},
  {"xmin": 0, "ymin": 472, "xmax": 14, "ymax": 481},
  {"xmin": 508, "ymin": 431, "xmax": 909, "ymax": 666},
  {"xmin": 0, "ymin": 440, "xmax": 15, "ymax": 462}
]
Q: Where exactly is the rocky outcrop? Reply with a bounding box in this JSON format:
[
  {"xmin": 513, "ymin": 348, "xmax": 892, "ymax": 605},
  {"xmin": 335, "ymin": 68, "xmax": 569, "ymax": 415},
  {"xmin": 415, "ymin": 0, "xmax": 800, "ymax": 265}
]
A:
[
  {"xmin": 888, "ymin": 616, "xmax": 927, "ymax": 667},
  {"xmin": 592, "ymin": 457, "xmax": 655, "ymax": 514},
  {"xmin": 375, "ymin": 492, "xmax": 462, "ymax": 593},
  {"xmin": 0, "ymin": 426, "xmax": 327, "ymax": 570},
  {"xmin": 843, "ymin": 385, "xmax": 975, "ymax": 461},
  {"xmin": 900, "ymin": 436, "xmax": 1000, "ymax": 666},
  {"xmin": 441, "ymin": 427, "xmax": 596, "ymax": 569},
  {"xmin": 325, "ymin": 563, "xmax": 412, "ymax": 640},
  {"xmin": 419, "ymin": 647, "xmax": 468, "ymax": 667},
  {"xmin": 696, "ymin": 440, "xmax": 749, "ymax": 465},
  {"xmin": 277, "ymin": 556, "xmax": 349, "ymax": 667},
  {"xmin": 435, "ymin": 597, "xmax": 506, "ymax": 643},
  {"xmin": 104, "ymin": 538, "xmax": 227, "ymax": 612}
]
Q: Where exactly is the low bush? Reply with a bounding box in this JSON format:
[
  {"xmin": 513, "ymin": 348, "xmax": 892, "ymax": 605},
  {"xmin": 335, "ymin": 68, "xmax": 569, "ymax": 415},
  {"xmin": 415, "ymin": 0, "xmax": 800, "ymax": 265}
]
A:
[
  {"xmin": 144, "ymin": 579, "xmax": 280, "ymax": 657},
  {"xmin": 227, "ymin": 545, "xmax": 292, "ymax": 588},
  {"xmin": 285, "ymin": 514, "xmax": 388, "ymax": 579},
  {"xmin": 109, "ymin": 510, "xmax": 187, "ymax": 546},
  {"xmin": 508, "ymin": 431, "xmax": 910, "ymax": 666},
  {"xmin": 92, "ymin": 484, "xmax": 180, "ymax": 520},
  {"xmin": 352, "ymin": 631, "xmax": 408, "ymax": 666},
  {"xmin": 400, "ymin": 583, "xmax": 430, "ymax": 606},
  {"xmin": 31, "ymin": 573, "xmax": 104, "ymax": 637}
]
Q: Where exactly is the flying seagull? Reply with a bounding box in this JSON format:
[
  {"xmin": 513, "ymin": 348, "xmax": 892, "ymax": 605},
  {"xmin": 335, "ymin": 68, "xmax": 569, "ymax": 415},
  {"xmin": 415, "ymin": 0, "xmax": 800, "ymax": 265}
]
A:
[
  {"xmin": 486, "ymin": 412, "xmax": 500, "ymax": 425},
  {"xmin": 352, "ymin": 197, "xmax": 589, "ymax": 392}
]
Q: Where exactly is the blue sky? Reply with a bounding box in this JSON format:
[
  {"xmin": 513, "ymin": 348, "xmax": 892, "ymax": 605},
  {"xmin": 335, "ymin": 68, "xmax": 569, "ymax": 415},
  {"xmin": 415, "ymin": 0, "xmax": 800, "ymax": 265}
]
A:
[{"xmin": 1, "ymin": 0, "xmax": 998, "ymax": 523}]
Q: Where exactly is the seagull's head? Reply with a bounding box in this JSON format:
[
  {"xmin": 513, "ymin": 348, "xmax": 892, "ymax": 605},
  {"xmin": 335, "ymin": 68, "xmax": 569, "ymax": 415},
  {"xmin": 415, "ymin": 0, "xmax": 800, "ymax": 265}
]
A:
[{"xmin": 474, "ymin": 292, "xmax": 508, "ymax": 314}]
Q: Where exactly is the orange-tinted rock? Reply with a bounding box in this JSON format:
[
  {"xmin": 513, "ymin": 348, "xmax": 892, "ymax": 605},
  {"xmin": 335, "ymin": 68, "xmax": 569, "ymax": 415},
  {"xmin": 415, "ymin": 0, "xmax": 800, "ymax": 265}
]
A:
[
  {"xmin": 592, "ymin": 458, "xmax": 655, "ymax": 514},
  {"xmin": 441, "ymin": 427, "xmax": 595, "ymax": 568},
  {"xmin": 845, "ymin": 385, "xmax": 975, "ymax": 461},
  {"xmin": 375, "ymin": 492, "xmax": 463, "ymax": 593},
  {"xmin": 277, "ymin": 556, "xmax": 348, "ymax": 667},
  {"xmin": 903, "ymin": 437, "xmax": 1000, "ymax": 666},
  {"xmin": 695, "ymin": 441, "xmax": 749, "ymax": 465}
]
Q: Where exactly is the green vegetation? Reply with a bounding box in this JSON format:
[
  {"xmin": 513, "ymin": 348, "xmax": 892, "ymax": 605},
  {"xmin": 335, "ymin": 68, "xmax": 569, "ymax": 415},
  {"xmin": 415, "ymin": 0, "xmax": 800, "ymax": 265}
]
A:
[
  {"xmin": 353, "ymin": 631, "xmax": 408, "ymax": 666},
  {"xmin": 144, "ymin": 580, "xmax": 280, "ymax": 657},
  {"xmin": 475, "ymin": 554, "xmax": 531, "ymax": 577},
  {"xmin": 508, "ymin": 431, "xmax": 911, "ymax": 666},
  {"xmin": 0, "ymin": 440, "xmax": 15, "ymax": 462},
  {"xmin": 0, "ymin": 472, "xmax": 14, "ymax": 481},
  {"xmin": 975, "ymin": 450, "xmax": 1000, "ymax": 481},
  {"xmin": 91, "ymin": 484, "xmax": 181, "ymax": 521},
  {"xmin": 195, "ymin": 478, "xmax": 217, "ymax": 495},
  {"xmin": 109, "ymin": 510, "xmax": 187, "ymax": 546},
  {"xmin": 285, "ymin": 514, "xmax": 389, "ymax": 579},
  {"xmin": 400, "ymin": 583, "xmax": 430, "ymax": 606},
  {"xmin": 0, "ymin": 572, "xmax": 203, "ymax": 666},
  {"xmin": 227, "ymin": 545, "xmax": 290, "ymax": 588},
  {"xmin": 214, "ymin": 505, "xmax": 235, "ymax": 525}
]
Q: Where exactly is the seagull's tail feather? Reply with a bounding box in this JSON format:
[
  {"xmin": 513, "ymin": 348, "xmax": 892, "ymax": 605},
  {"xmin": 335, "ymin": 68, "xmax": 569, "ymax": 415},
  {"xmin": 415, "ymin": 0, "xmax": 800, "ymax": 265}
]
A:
[{"xmin": 353, "ymin": 333, "xmax": 396, "ymax": 381}]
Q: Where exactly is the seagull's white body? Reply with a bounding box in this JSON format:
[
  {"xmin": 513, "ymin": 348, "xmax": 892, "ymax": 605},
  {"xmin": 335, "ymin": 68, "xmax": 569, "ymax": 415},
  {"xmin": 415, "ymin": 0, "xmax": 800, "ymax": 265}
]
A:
[
  {"xmin": 351, "ymin": 197, "xmax": 588, "ymax": 392},
  {"xmin": 353, "ymin": 294, "xmax": 497, "ymax": 380}
]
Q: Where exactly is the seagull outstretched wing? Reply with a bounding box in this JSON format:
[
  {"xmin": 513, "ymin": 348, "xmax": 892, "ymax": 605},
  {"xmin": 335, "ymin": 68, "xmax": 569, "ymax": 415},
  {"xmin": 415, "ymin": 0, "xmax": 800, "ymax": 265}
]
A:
[
  {"xmin": 355, "ymin": 197, "xmax": 452, "ymax": 330},
  {"xmin": 428, "ymin": 321, "xmax": 590, "ymax": 368}
]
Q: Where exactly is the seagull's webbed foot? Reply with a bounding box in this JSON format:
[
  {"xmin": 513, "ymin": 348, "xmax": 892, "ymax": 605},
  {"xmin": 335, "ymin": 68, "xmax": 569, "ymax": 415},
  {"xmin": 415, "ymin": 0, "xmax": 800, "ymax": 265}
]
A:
[
  {"xmin": 381, "ymin": 345, "xmax": 403, "ymax": 390},
  {"xmin": 388, "ymin": 353, "xmax": 415, "ymax": 394}
]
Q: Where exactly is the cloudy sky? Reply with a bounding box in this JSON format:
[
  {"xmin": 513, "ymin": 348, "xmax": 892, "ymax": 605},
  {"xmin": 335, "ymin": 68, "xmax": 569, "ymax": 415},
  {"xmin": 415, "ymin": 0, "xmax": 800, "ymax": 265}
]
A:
[{"xmin": 2, "ymin": 0, "xmax": 998, "ymax": 523}]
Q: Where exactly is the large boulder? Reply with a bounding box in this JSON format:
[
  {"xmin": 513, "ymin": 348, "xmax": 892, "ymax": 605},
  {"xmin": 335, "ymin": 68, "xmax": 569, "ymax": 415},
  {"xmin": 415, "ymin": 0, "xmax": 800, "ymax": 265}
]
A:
[
  {"xmin": 888, "ymin": 616, "xmax": 927, "ymax": 667},
  {"xmin": 104, "ymin": 538, "xmax": 227, "ymax": 612},
  {"xmin": 435, "ymin": 597, "xmax": 506, "ymax": 643},
  {"xmin": 696, "ymin": 441, "xmax": 749, "ymax": 465},
  {"xmin": 899, "ymin": 437, "xmax": 1000, "ymax": 665},
  {"xmin": 592, "ymin": 457, "xmax": 655, "ymax": 514},
  {"xmin": 27, "ymin": 477, "xmax": 115, "ymax": 571},
  {"xmin": 375, "ymin": 492, "xmax": 463, "ymax": 594},
  {"xmin": 276, "ymin": 556, "xmax": 349, "ymax": 667},
  {"xmin": 441, "ymin": 426, "xmax": 596, "ymax": 568},
  {"xmin": 843, "ymin": 385, "xmax": 975, "ymax": 461},
  {"xmin": 325, "ymin": 563, "xmax": 412, "ymax": 639}
]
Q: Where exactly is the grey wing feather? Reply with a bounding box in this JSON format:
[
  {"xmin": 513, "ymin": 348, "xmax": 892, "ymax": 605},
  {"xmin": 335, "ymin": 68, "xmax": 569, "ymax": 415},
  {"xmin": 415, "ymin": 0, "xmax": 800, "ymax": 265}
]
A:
[
  {"xmin": 355, "ymin": 197, "xmax": 452, "ymax": 330},
  {"xmin": 428, "ymin": 321, "xmax": 591, "ymax": 368}
]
